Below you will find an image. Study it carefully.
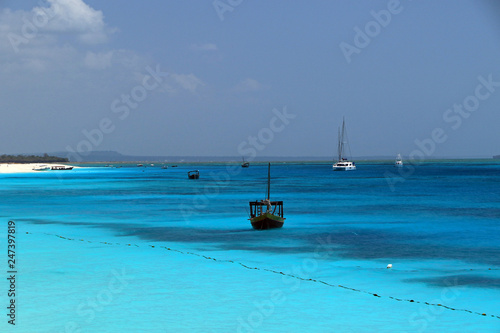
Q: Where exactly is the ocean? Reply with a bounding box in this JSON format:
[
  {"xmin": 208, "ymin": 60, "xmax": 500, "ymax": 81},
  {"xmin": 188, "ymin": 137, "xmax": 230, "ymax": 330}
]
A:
[{"xmin": 1, "ymin": 160, "xmax": 499, "ymax": 332}]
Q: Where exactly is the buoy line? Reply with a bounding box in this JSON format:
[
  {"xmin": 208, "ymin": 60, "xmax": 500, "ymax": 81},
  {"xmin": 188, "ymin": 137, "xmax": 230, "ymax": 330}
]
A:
[{"xmin": 28, "ymin": 231, "xmax": 500, "ymax": 320}]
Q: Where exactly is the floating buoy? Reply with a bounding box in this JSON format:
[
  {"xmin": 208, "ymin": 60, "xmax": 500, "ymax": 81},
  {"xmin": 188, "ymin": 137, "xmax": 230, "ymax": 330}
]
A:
[{"xmin": 387, "ymin": 264, "xmax": 392, "ymax": 269}]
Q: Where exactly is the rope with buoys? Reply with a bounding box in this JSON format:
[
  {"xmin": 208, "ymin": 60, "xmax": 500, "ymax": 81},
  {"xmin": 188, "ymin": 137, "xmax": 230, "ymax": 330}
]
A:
[{"xmin": 27, "ymin": 231, "xmax": 500, "ymax": 320}]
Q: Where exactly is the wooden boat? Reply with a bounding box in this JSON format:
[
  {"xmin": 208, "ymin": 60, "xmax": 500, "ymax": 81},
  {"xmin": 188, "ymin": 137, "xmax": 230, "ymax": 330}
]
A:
[
  {"xmin": 241, "ymin": 157, "xmax": 250, "ymax": 168},
  {"xmin": 249, "ymin": 163, "xmax": 285, "ymax": 230},
  {"xmin": 188, "ymin": 170, "xmax": 200, "ymax": 179}
]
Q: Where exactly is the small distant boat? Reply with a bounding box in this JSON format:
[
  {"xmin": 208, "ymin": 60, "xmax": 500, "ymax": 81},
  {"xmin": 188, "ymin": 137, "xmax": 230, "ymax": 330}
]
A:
[
  {"xmin": 241, "ymin": 157, "xmax": 250, "ymax": 168},
  {"xmin": 332, "ymin": 117, "xmax": 356, "ymax": 171},
  {"xmin": 171, "ymin": 165, "xmax": 178, "ymax": 168},
  {"xmin": 249, "ymin": 163, "xmax": 285, "ymax": 230},
  {"xmin": 161, "ymin": 165, "xmax": 168, "ymax": 169},
  {"xmin": 395, "ymin": 154, "xmax": 403, "ymax": 167},
  {"xmin": 32, "ymin": 165, "xmax": 50, "ymax": 171},
  {"xmin": 51, "ymin": 165, "xmax": 74, "ymax": 170},
  {"xmin": 188, "ymin": 170, "xmax": 200, "ymax": 179},
  {"xmin": 137, "ymin": 164, "xmax": 143, "ymax": 167}
]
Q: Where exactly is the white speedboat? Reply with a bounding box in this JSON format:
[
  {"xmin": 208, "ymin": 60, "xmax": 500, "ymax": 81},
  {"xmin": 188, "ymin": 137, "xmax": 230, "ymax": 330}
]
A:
[
  {"xmin": 32, "ymin": 164, "xmax": 50, "ymax": 171},
  {"xmin": 395, "ymin": 154, "xmax": 403, "ymax": 167},
  {"xmin": 332, "ymin": 117, "xmax": 356, "ymax": 171}
]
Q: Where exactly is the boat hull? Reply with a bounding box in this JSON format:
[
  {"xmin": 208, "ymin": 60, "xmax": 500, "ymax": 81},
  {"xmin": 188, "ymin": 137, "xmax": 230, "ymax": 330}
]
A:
[
  {"xmin": 188, "ymin": 170, "xmax": 200, "ymax": 179},
  {"xmin": 333, "ymin": 166, "xmax": 356, "ymax": 171},
  {"xmin": 32, "ymin": 167, "xmax": 50, "ymax": 171},
  {"xmin": 51, "ymin": 166, "xmax": 73, "ymax": 170},
  {"xmin": 332, "ymin": 162, "xmax": 356, "ymax": 171},
  {"xmin": 250, "ymin": 212, "xmax": 284, "ymax": 230}
]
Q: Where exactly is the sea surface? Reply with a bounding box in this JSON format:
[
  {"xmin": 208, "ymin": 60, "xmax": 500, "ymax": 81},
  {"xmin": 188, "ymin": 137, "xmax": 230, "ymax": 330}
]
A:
[{"xmin": 1, "ymin": 160, "xmax": 499, "ymax": 332}]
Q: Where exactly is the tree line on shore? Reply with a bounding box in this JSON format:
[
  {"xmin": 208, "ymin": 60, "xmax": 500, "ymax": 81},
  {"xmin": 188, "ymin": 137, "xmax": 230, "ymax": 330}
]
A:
[{"xmin": 0, "ymin": 154, "xmax": 69, "ymax": 163}]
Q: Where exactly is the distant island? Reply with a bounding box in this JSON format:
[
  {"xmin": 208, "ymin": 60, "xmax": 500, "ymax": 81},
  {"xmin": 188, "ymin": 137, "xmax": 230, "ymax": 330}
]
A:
[
  {"xmin": 48, "ymin": 150, "xmax": 337, "ymax": 163},
  {"xmin": 16, "ymin": 150, "xmax": 500, "ymax": 163},
  {"xmin": 0, "ymin": 154, "xmax": 69, "ymax": 163}
]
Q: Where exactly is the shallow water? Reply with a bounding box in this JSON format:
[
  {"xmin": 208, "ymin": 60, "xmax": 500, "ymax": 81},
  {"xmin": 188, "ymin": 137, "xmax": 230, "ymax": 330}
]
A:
[{"xmin": 1, "ymin": 161, "xmax": 499, "ymax": 332}]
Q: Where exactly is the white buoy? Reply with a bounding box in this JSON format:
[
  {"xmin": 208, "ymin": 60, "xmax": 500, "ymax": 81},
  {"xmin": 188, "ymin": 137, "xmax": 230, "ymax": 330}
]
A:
[{"xmin": 387, "ymin": 264, "xmax": 392, "ymax": 269}]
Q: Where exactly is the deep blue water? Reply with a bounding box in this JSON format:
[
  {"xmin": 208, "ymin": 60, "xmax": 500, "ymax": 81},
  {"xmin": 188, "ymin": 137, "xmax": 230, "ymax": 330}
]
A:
[{"xmin": 1, "ymin": 161, "xmax": 499, "ymax": 332}]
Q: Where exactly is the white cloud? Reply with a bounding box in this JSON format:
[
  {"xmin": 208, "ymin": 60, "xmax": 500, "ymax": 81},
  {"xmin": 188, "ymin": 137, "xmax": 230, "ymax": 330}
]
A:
[
  {"xmin": 0, "ymin": 3, "xmax": 205, "ymax": 97},
  {"xmin": 84, "ymin": 51, "xmax": 113, "ymax": 69},
  {"xmin": 233, "ymin": 78, "xmax": 268, "ymax": 92},
  {"xmin": 0, "ymin": 0, "xmax": 113, "ymax": 53},
  {"xmin": 171, "ymin": 74, "xmax": 205, "ymax": 93},
  {"xmin": 0, "ymin": 1, "xmax": 118, "ymax": 73},
  {"xmin": 35, "ymin": 0, "xmax": 112, "ymax": 44},
  {"xmin": 190, "ymin": 43, "xmax": 217, "ymax": 51}
]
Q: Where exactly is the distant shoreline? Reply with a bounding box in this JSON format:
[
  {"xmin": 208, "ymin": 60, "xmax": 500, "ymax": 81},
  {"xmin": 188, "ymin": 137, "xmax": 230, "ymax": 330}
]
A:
[
  {"xmin": 0, "ymin": 163, "xmax": 78, "ymax": 174},
  {"xmin": 73, "ymin": 158, "xmax": 500, "ymax": 165},
  {"xmin": 2, "ymin": 159, "xmax": 498, "ymax": 173}
]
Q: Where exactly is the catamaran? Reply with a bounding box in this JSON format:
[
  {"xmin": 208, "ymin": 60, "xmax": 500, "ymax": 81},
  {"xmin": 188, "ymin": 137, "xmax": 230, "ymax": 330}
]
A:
[{"xmin": 332, "ymin": 117, "xmax": 356, "ymax": 171}]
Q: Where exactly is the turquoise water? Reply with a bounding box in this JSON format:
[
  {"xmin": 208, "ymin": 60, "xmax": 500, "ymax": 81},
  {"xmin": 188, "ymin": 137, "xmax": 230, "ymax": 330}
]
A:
[{"xmin": 1, "ymin": 161, "xmax": 499, "ymax": 332}]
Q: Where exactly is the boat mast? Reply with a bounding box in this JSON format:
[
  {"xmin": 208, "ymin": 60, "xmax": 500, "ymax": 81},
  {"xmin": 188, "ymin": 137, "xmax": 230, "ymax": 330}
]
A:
[
  {"xmin": 337, "ymin": 127, "xmax": 341, "ymax": 162},
  {"xmin": 338, "ymin": 117, "xmax": 346, "ymax": 161},
  {"xmin": 342, "ymin": 117, "xmax": 346, "ymax": 160},
  {"xmin": 267, "ymin": 163, "xmax": 271, "ymax": 200}
]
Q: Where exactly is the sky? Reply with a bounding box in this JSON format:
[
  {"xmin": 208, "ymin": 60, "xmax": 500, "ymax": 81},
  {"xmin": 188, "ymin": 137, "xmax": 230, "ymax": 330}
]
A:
[{"xmin": 1, "ymin": 0, "xmax": 500, "ymax": 160}]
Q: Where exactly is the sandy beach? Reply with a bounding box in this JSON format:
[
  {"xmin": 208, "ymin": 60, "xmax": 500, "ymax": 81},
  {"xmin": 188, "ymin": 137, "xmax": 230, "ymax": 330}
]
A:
[{"xmin": 0, "ymin": 163, "xmax": 78, "ymax": 173}]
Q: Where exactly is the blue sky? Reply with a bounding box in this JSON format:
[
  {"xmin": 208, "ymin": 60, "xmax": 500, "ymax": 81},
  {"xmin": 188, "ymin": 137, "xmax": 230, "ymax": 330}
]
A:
[{"xmin": 1, "ymin": 0, "xmax": 499, "ymax": 159}]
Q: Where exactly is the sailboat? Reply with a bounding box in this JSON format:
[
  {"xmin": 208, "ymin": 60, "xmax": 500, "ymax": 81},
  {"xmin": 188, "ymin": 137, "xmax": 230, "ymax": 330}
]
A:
[
  {"xmin": 241, "ymin": 157, "xmax": 250, "ymax": 168},
  {"xmin": 332, "ymin": 117, "xmax": 356, "ymax": 171},
  {"xmin": 395, "ymin": 154, "xmax": 403, "ymax": 167},
  {"xmin": 248, "ymin": 163, "xmax": 285, "ymax": 230}
]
